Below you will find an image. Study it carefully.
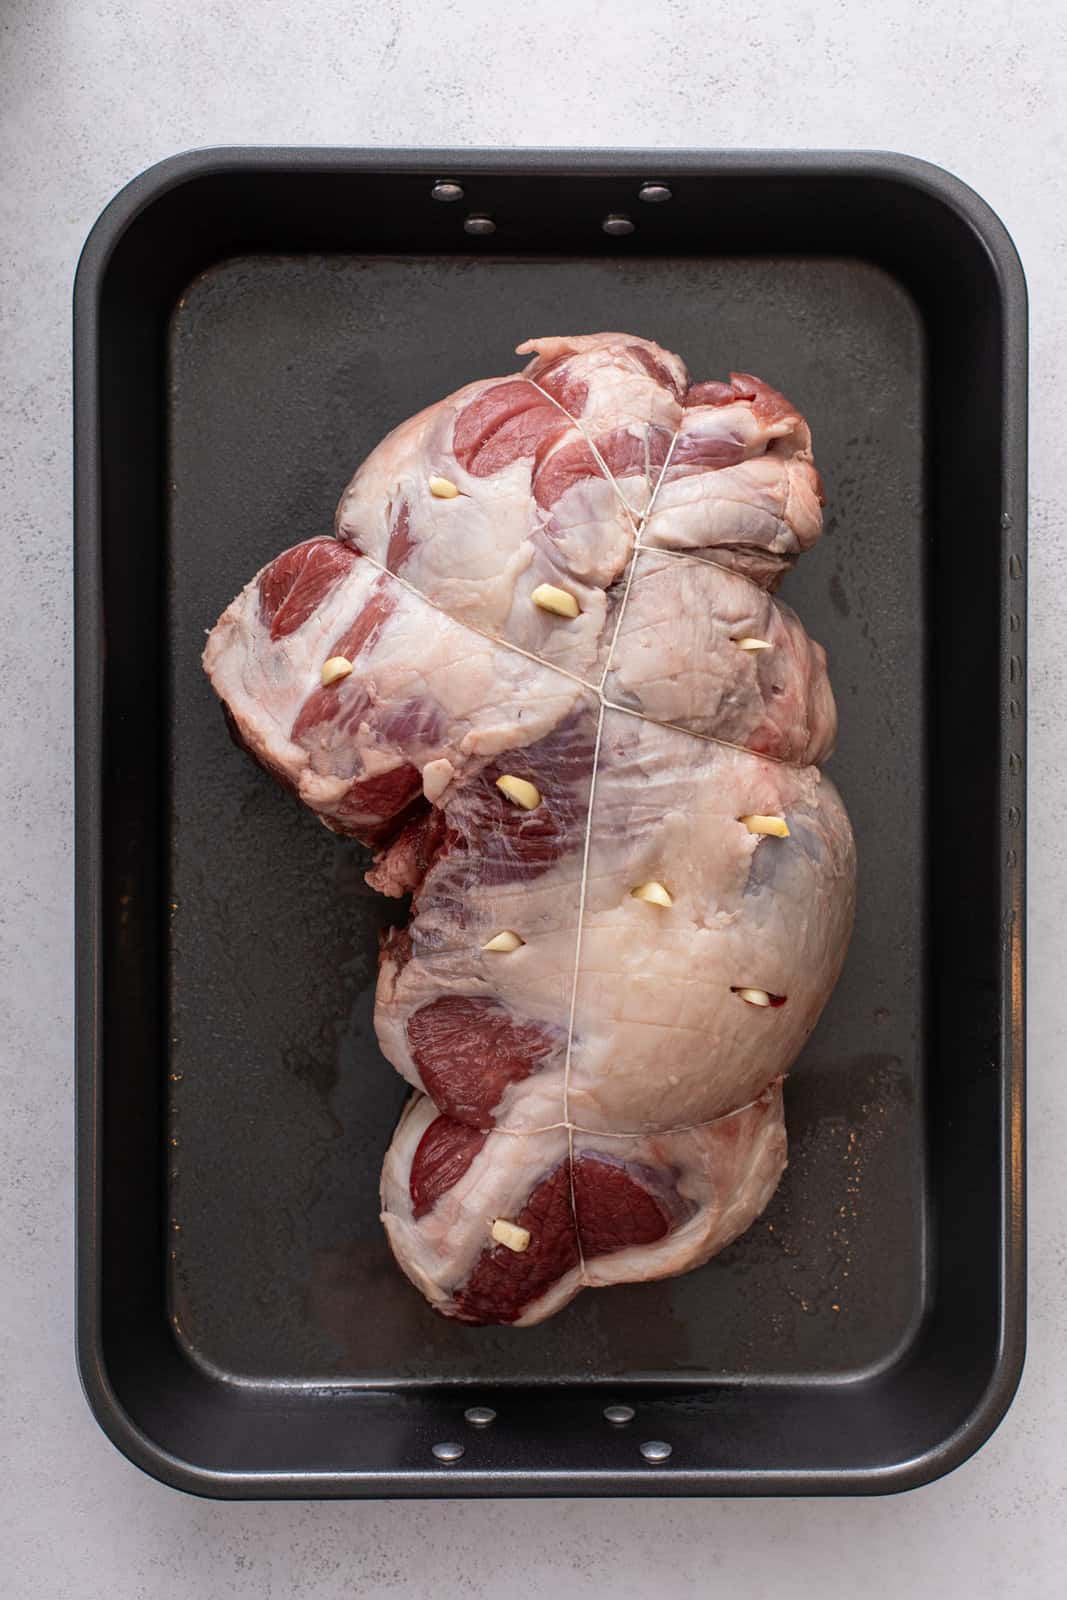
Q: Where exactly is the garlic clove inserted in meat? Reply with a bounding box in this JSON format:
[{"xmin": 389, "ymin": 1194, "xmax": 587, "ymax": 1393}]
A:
[
  {"xmin": 739, "ymin": 814, "xmax": 790, "ymax": 838},
  {"xmin": 731, "ymin": 986, "xmax": 787, "ymax": 1008},
  {"xmin": 320, "ymin": 656, "xmax": 354, "ymax": 687},
  {"xmin": 734, "ymin": 636, "xmax": 773, "ymax": 652},
  {"xmin": 531, "ymin": 582, "xmax": 581, "ymax": 619},
  {"xmin": 630, "ymin": 880, "xmax": 673, "ymax": 908},
  {"xmin": 428, "ymin": 475, "xmax": 461, "ymax": 498},
  {"xmin": 481, "ymin": 930, "xmax": 525, "ymax": 952},
  {"xmin": 491, "ymin": 1219, "xmax": 531, "ymax": 1252},
  {"xmin": 496, "ymin": 774, "xmax": 541, "ymax": 810}
]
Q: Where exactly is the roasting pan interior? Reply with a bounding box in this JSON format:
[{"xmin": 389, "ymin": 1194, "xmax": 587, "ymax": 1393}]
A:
[
  {"xmin": 168, "ymin": 252, "xmax": 924, "ymax": 1385},
  {"xmin": 76, "ymin": 152, "xmax": 1025, "ymax": 1496}
]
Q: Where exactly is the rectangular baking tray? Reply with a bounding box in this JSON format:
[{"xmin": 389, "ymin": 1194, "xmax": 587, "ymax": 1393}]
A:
[{"xmin": 74, "ymin": 148, "xmax": 1026, "ymax": 1498}]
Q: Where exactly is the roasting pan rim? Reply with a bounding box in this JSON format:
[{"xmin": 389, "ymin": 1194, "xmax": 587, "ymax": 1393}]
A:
[{"xmin": 74, "ymin": 145, "xmax": 1026, "ymax": 1499}]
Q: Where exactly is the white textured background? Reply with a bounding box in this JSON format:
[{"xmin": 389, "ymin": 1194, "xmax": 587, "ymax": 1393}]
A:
[{"xmin": 1, "ymin": 1, "xmax": 1063, "ymax": 1594}]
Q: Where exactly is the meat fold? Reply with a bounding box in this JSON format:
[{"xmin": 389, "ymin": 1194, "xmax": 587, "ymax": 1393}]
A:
[
  {"xmin": 381, "ymin": 1082, "xmax": 787, "ymax": 1326},
  {"xmin": 204, "ymin": 331, "xmax": 855, "ymax": 1326}
]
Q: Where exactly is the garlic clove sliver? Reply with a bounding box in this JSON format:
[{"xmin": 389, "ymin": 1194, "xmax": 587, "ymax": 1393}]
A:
[
  {"xmin": 531, "ymin": 582, "xmax": 581, "ymax": 619},
  {"xmin": 491, "ymin": 1219, "xmax": 531, "ymax": 1252},
  {"xmin": 739, "ymin": 814, "xmax": 790, "ymax": 838},
  {"xmin": 630, "ymin": 880, "xmax": 673, "ymax": 908},
  {"xmin": 496, "ymin": 774, "xmax": 541, "ymax": 810},
  {"xmin": 320, "ymin": 656, "xmax": 354, "ymax": 686},
  {"xmin": 732, "ymin": 986, "xmax": 787, "ymax": 1008}
]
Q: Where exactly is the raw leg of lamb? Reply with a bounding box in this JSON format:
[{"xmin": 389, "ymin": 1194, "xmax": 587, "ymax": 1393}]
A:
[{"xmin": 204, "ymin": 332, "xmax": 855, "ymax": 1326}]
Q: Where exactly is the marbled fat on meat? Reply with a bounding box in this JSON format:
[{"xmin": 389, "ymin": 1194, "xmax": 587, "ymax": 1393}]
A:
[{"xmin": 203, "ymin": 332, "xmax": 855, "ymax": 1325}]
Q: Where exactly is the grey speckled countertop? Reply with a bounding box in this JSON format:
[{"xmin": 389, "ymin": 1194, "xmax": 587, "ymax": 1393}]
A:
[{"xmin": 2, "ymin": 3, "xmax": 1063, "ymax": 1595}]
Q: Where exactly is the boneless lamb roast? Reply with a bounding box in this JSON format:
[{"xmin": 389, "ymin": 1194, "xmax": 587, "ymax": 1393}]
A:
[{"xmin": 205, "ymin": 332, "xmax": 855, "ymax": 1326}]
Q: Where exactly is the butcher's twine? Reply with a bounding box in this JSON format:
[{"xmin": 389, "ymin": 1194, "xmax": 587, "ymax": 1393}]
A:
[{"xmin": 353, "ymin": 398, "xmax": 798, "ymax": 1184}]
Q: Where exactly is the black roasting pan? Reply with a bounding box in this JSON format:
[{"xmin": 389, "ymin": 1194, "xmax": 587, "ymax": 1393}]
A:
[{"xmin": 74, "ymin": 149, "xmax": 1026, "ymax": 1497}]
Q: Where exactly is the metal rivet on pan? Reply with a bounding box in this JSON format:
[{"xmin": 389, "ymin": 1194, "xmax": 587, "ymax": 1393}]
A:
[
  {"xmin": 640, "ymin": 1439, "xmax": 673, "ymax": 1463},
  {"xmin": 638, "ymin": 183, "xmax": 672, "ymax": 203},
  {"xmin": 464, "ymin": 1406, "xmax": 496, "ymax": 1427},
  {"xmin": 604, "ymin": 1404, "xmax": 635, "ymax": 1425},
  {"xmin": 602, "ymin": 213, "xmax": 635, "ymax": 236},
  {"xmin": 432, "ymin": 1441, "xmax": 465, "ymax": 1463},
  {"xmin": 464, "ymin": 214, "xmax": 496, "ymax": 236},
  {"xmin": 431, "ymin": 180, "xmax": 465, "ymax": 203}
]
